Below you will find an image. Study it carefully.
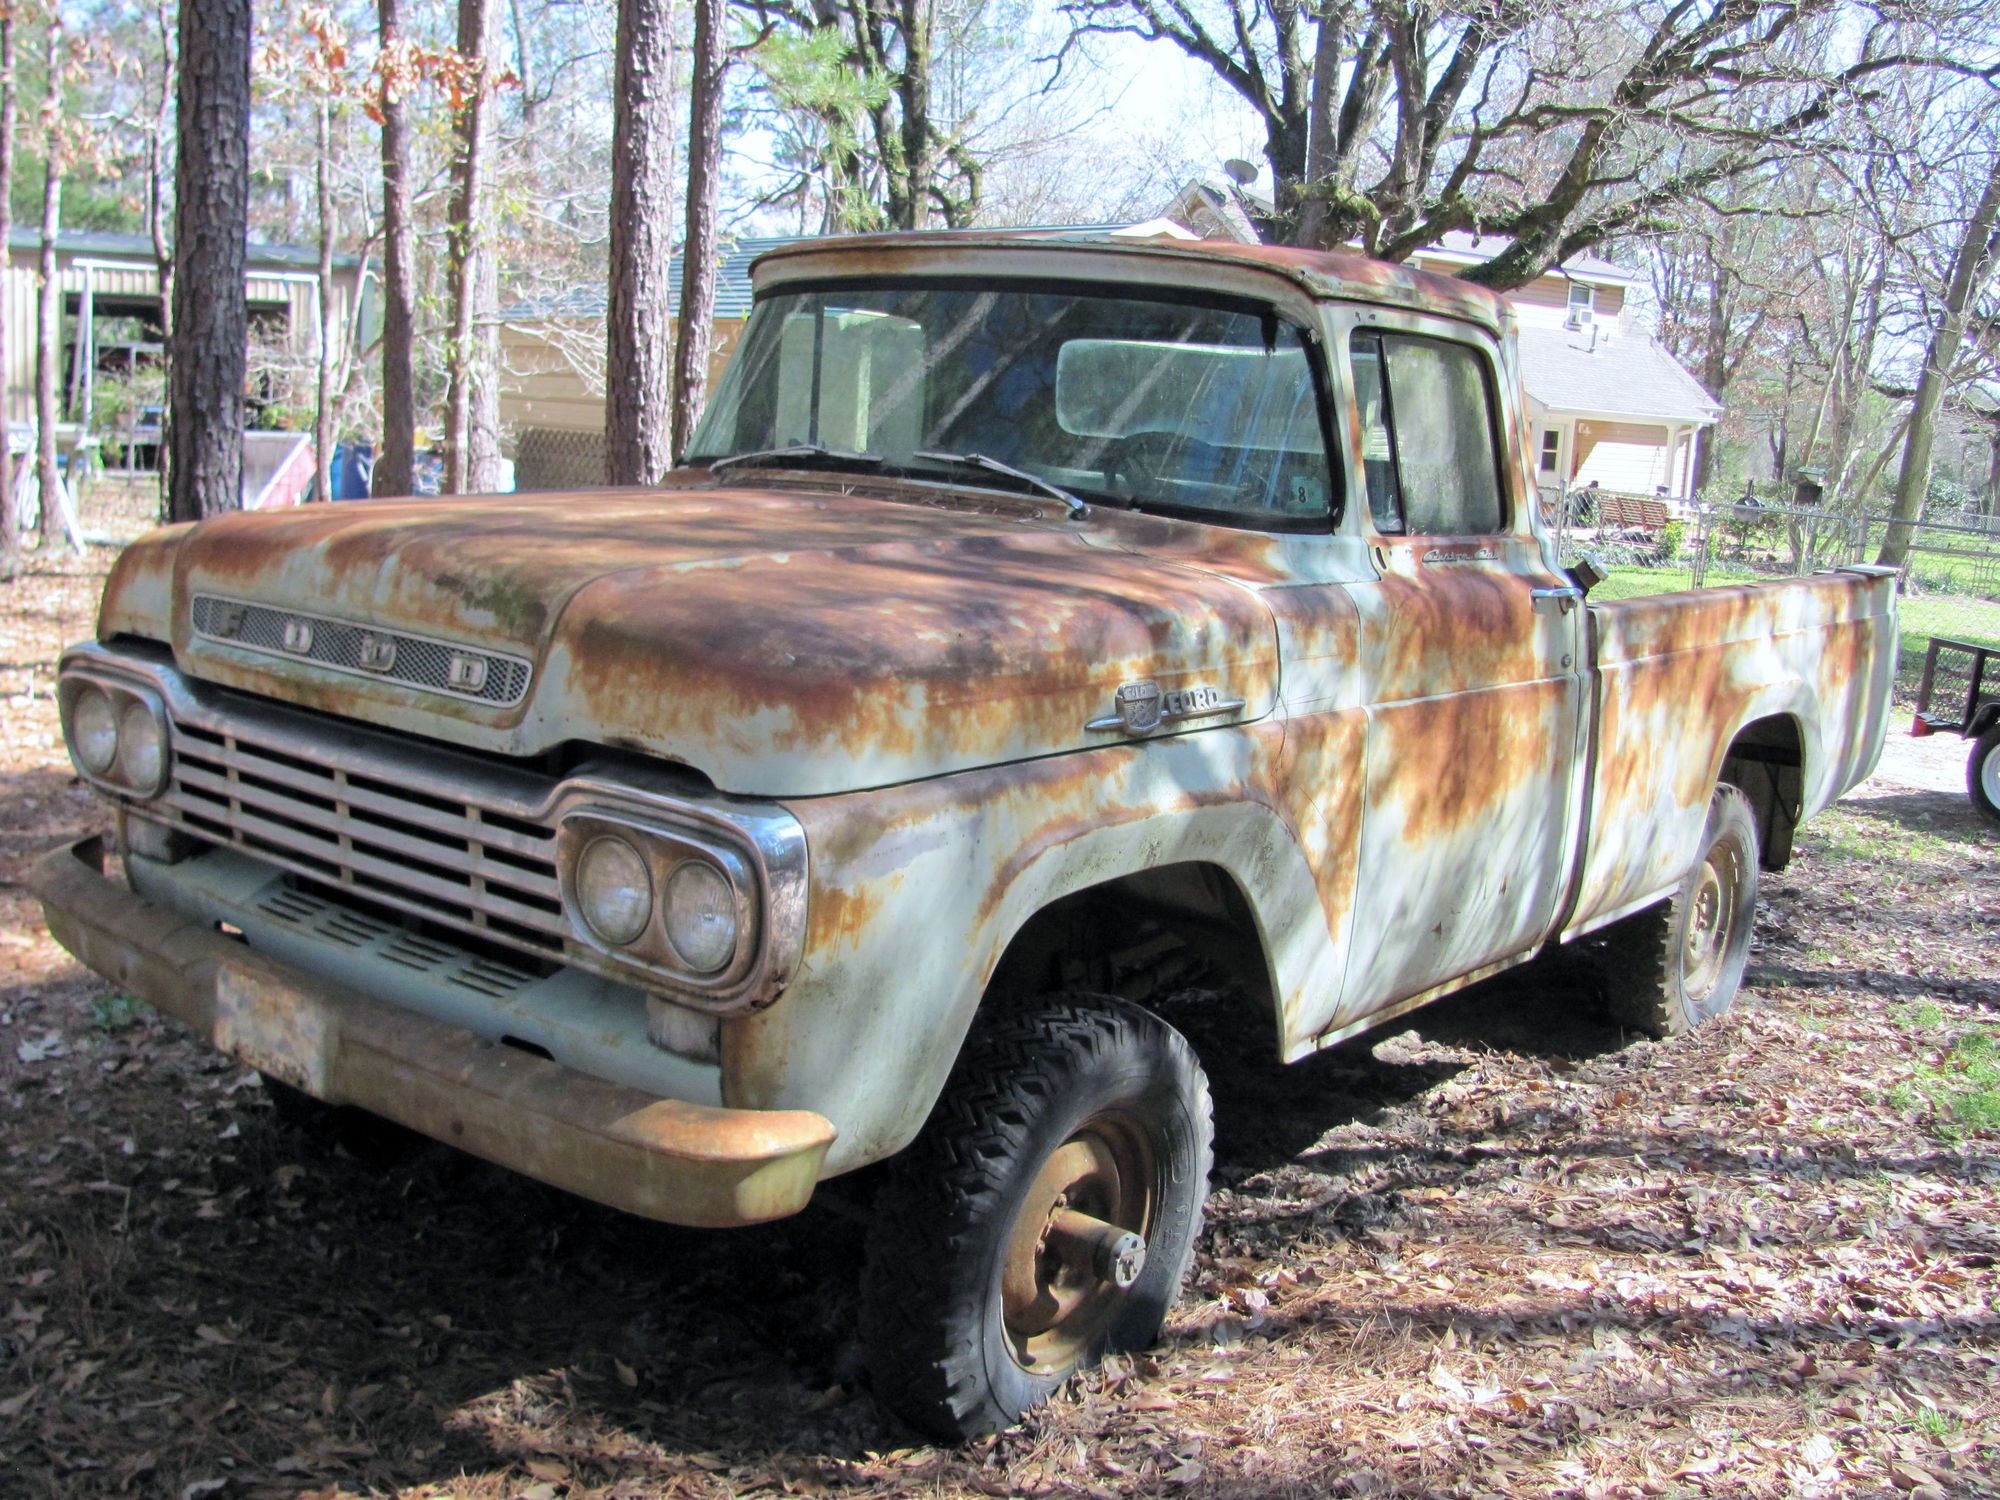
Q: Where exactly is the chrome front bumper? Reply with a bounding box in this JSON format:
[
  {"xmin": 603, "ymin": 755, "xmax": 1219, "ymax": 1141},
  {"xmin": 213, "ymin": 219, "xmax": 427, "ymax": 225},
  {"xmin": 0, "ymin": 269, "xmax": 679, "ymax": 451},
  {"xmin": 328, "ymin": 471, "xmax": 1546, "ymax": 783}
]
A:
[{"xmin": 33, "ymin": 837, "xmax": 836, "ymax": 1228}]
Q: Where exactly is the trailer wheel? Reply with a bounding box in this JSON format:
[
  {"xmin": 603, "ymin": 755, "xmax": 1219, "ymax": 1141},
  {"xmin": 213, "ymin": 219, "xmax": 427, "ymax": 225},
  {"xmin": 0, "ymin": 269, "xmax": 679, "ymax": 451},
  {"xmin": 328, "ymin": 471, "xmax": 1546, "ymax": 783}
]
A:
[
  {"xmin": 861, "ymin": 994, "xmax": 1211, "ymax": 1441},
  {"xmin": 1969, "ymin": 727, "xmax": 2000, "ymax": 828},
  {"xmin": 1602, "ymin": 784, "xmax": 1760, "ymax": 1037}
]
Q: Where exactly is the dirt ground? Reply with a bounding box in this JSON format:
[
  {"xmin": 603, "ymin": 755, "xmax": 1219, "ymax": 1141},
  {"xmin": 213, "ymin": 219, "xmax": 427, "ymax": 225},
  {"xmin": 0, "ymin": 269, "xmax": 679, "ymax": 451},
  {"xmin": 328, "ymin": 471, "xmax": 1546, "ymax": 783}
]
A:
[{"xmin": 1, "ymin": 507, "xmax": 1995, "ymax": 1500}]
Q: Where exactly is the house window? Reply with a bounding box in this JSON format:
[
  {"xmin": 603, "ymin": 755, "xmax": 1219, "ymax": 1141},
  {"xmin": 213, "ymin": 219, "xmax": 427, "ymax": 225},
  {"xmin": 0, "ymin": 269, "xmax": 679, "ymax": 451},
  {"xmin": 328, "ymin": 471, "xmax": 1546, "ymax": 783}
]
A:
[
  {"xmin": 1539, "ymin": 430, "xmax": 1562, "ymax": 475},
  {"xmin": 1567, "ymin": 283, "xmax": 1596, "ymax": 321}
]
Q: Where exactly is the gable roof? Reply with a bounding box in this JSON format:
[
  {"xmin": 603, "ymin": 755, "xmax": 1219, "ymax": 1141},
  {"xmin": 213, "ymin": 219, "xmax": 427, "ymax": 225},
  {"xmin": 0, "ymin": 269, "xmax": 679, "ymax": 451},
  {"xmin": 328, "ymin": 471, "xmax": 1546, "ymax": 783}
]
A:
[
  {"xmin": 1418, "ymin": 230, "xmax": 1639, "ymax": 286},
  {"xmin": 1517, "ymin": 323, "xmax": 1720, "ymax": 425}
]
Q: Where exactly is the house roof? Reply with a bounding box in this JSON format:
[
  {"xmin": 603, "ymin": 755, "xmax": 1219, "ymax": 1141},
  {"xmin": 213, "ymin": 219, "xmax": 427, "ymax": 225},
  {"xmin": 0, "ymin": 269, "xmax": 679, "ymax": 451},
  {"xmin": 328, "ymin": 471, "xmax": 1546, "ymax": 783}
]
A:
[
  {"xmin": 1517, "ymin": 323, "xmax": 1720, "ymax": 426},
  {"xmin": 1418, "ymin": 230, "xmax": 1639, "ymax": 285},
  {"xmin": 5, "ymin": 226, "xmax": 364, "ymax": 272},
  {"xmin": 502, "ymin": 236, "xmax": 798, "ymax": 323}
]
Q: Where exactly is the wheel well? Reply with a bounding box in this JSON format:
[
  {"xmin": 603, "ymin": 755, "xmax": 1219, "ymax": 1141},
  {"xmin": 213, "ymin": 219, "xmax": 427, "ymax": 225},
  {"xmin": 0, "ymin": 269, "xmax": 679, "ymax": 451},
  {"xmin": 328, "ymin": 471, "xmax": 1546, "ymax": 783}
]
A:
[
  {"xmin": 1720, "ymin": 714, "xmax": 1804, "ymax": 872},
  {"xmin": 985, "ymin": 862, "xmax": 1276, "ymax": 1039}
]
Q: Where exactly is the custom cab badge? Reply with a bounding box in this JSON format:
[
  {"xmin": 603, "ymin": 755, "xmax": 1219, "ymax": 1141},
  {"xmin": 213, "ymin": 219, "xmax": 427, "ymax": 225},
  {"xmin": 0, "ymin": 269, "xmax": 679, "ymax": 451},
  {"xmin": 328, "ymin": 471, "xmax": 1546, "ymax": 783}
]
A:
[{"xmin": 1087, "ymin": 679, "xmax": 1246, "ymax": 736}]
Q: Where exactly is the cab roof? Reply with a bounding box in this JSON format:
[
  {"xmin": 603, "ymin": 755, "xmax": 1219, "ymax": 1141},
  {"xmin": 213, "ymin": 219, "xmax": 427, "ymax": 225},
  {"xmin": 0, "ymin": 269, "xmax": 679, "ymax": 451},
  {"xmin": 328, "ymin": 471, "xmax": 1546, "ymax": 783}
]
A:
[{"xmin": 750, "ymin": 230, "xmax": 1512, "ymax": 334}]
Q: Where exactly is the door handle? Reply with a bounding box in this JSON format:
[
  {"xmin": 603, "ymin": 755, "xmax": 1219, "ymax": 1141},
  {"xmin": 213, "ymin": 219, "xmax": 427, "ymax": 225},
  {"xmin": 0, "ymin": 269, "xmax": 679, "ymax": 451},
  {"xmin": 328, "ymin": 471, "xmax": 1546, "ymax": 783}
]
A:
[{"xmin": 1531, "ymin": 586, "xmax": 1585, "ymax": 616}]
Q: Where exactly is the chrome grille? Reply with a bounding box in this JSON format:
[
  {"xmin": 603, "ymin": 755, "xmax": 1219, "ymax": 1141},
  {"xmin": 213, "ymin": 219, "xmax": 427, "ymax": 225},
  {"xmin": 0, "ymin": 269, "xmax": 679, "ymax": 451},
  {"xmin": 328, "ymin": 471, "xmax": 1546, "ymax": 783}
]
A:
[
  {"xmin": 190, "ymin": 595, "xmax": 532, "ymax": 706},
  {"xmin": 160, "ymin": 719, "xmax": 566, "ymax": 958}
]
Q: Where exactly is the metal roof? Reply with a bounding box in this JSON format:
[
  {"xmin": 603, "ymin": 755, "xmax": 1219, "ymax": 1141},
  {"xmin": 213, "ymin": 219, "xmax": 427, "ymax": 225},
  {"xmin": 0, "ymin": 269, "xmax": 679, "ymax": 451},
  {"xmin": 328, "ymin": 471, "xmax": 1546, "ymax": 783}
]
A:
[{"xmin": 5, "ymin": 226, "xmax": 363, "ymax": 272}]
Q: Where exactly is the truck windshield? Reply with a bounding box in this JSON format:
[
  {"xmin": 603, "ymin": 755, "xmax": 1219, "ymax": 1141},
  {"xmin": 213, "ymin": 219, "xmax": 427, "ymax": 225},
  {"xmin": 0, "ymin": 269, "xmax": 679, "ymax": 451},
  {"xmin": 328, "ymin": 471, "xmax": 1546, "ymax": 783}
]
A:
[{"xmin": 685, "ymin": 283, "xmax": 1338, "ymax": 529}]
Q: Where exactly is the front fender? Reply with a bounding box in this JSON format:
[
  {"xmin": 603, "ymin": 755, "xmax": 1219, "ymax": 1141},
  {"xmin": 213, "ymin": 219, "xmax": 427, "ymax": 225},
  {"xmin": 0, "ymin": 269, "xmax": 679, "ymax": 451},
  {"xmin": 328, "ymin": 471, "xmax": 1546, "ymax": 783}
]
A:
[{"xmin": 722, "ymin": 726, "xmax": 1342, "ymax": 1175}]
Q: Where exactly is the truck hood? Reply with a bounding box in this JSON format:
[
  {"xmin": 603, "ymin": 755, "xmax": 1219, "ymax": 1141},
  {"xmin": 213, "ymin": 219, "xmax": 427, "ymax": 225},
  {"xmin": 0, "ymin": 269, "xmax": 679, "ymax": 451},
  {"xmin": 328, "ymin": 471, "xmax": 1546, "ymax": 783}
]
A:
[{"xmin": 127, "ymin": 486, "xmax": 1281, "ymax": 796}]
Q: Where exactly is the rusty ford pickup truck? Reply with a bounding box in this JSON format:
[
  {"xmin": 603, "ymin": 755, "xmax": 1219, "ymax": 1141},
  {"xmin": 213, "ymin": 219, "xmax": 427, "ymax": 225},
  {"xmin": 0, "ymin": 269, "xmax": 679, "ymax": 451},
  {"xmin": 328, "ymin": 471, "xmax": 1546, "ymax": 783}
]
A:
[{"xmin": 36, "ymin": 234, "xmax": 1895, "ymax": 1438}]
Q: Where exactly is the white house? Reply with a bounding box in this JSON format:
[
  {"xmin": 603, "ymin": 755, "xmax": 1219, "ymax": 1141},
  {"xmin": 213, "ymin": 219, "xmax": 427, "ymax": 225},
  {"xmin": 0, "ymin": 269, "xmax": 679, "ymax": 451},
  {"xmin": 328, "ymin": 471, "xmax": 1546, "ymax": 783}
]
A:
[{"xmin": 1408, "ymin": 232, "xmax": 1720, "ymax": 499}]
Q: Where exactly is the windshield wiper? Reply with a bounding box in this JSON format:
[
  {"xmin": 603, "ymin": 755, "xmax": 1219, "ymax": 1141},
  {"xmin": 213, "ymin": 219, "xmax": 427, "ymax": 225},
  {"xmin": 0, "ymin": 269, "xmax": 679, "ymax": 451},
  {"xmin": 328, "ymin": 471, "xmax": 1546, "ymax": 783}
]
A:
[
  {"xmin": 913, "ymin": 450, "xmax": 1089, "ymax": 518},
  {"xmin": 706, "ymin": 444, "xmax": 884, "ymax": 472}
]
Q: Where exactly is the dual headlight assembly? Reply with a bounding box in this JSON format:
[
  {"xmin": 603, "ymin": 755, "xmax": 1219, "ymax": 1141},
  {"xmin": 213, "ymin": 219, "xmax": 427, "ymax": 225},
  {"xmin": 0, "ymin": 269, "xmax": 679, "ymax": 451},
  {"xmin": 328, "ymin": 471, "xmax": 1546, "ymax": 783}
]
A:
[
  {"xmin": 557, "ymin": 812, "xmax": 757, "ymax": 987},
  {"xmin": 57, "ymin": 676, "xmax": 170, "ymax": 799}
]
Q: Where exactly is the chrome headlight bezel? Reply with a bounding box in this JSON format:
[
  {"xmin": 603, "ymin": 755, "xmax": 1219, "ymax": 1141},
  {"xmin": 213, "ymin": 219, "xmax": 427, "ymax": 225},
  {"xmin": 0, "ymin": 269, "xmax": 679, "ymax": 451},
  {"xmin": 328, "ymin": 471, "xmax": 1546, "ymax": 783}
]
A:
[
  {"xmin": 57, "ymin": 671, "xmax": 171, "ymax": 799},
  {"xmin": 555, "ymin": 808, "xmax": 759, "ymax": 1002}
]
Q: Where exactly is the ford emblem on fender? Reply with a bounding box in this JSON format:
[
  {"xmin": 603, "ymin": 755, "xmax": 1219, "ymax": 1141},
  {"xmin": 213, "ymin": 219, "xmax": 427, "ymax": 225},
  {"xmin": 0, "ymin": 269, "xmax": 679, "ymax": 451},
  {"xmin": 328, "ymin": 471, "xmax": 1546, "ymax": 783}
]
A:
[{"xmin": 1085, "ymin": 679, "xmax": 1248, "ymax": 736}]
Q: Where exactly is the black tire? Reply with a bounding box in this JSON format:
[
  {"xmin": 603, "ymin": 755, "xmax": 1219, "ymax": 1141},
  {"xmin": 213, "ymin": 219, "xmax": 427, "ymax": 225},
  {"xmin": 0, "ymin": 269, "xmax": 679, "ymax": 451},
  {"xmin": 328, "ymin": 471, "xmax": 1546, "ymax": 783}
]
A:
[
  {"xmin": 1602, "ymin": 784, "xmax": 1760, "ymax": 1037},
  {"xmin": 861, "ymin": 994, "xmax": 1212, "ymax": 1441},
  {"xmin": 1969, "ymin": 727, "xmax": 2000, "ymax": 828}
]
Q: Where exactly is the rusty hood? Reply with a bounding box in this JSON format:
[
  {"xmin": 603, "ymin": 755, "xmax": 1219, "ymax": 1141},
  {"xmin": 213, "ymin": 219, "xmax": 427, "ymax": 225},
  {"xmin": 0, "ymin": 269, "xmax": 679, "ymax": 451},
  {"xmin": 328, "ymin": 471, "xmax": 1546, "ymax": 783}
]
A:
[{"xmin": 127, "ymin": 486, "xmax": 1282, "ymax": 796}]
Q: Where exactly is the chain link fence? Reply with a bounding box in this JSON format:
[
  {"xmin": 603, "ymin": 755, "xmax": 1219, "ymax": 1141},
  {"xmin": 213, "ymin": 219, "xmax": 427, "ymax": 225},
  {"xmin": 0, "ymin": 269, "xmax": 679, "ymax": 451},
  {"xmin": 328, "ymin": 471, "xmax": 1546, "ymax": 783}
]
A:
[{"xmin": 1541, "ymin": 485, "xmax": 2000, "ymax": 699}]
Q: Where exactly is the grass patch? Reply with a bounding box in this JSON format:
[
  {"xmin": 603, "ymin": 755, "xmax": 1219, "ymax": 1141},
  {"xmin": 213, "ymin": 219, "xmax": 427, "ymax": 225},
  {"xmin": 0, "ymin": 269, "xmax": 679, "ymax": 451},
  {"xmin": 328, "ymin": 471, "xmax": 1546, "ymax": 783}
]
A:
[
  {"xmin": 1590, "ymin": 567, "xmax": 1697, "ymax": 601},
  {"xmin": 87, "ymin": 992, "xmax": 146, "ymax": 1031},
  {"xmin": 1899, "ymin": 1016, "xmax": 2000, "ymax": 1140}
]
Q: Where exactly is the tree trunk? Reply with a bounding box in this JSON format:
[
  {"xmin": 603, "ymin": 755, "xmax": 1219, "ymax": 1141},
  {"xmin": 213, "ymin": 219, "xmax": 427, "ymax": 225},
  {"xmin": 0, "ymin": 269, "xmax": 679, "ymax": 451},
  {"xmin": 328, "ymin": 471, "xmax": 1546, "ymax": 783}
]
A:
[
  {"xmin": 35, "ymin": 17, "xmax": 62, "ymax": 546},
  {"xmin": 167, "ymin": 0, "xmax": 250, "ymax": 523},
  {"xmin": 373, "ymin": 0, "xmax": 417, "ymax": 497},
  {"xmin": 149, "ymin": 0, "xmax": 176, "ymax": 518},
  {"xmin": 1876, "ymin": 155, "xmax": 2000, "ymax": 568},
  {"xmin": 606, "ymin": 0, "xmax": 676, "ymax": 486},
  {"xmin": 671, "ymin": 0, "xmax": 725, "ymax": 460},
  {"xmin": 315, "ymin": 100, "xmax": 337, "ymax": 506},
  {"xmin": 0, "ymin": 10, "xmax": 17, "ymax": 577},
  {"xmin": 445, "ymin": 0, "xmax": 502, "ymax": 493}
]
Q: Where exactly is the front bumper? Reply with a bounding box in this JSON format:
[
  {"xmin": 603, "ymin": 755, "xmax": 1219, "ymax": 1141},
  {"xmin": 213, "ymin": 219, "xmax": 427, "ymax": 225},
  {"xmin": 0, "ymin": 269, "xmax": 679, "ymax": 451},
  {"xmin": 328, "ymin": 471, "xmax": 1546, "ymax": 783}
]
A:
[{"xmin": 33, "ymin": 836, "xmax": 836, "ymax": 1227}]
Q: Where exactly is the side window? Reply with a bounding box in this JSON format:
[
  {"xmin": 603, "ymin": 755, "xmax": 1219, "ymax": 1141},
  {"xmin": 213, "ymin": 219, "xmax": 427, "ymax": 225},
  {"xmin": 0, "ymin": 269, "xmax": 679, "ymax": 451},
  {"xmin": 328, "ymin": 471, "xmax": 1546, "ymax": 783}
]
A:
[{"xmin": 1348, "ymin": 331, "xmax": 1507, "ymax": 536}]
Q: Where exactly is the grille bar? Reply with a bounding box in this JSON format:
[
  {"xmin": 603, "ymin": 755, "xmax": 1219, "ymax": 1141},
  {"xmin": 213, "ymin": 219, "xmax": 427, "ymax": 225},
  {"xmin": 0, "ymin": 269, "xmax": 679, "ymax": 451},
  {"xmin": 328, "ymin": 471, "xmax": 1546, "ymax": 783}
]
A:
[
  {"xmin": 169, "ymin": 735, "xmax": 552, "ymax": 858},
  {"xmin": 159, "ymin": 719, "xmax": 568, "ymax": 958},
  {"xmin": 172, "ymin": 762, "xmax": 560, "ymax": 898}
]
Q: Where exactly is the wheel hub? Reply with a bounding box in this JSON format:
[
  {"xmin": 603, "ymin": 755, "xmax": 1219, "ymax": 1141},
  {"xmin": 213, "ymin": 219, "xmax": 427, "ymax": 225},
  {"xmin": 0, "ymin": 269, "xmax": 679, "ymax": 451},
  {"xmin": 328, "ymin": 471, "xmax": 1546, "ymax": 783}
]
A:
[
  {"xmin": 1682, "ymin": 849, "xmax": 1735, "ymax": 999},
  {"xmin": 998, "ymin": 1116, "xmax": 1156, "ymax": 1373}
]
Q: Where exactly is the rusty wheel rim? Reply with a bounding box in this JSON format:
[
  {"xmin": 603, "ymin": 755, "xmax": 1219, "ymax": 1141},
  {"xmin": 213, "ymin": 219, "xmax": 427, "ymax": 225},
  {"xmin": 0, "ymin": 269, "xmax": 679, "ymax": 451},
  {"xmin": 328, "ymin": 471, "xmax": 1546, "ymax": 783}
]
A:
[
  {"xmin": 998, "ymin": 1112, "xmax": 1157, "ymax": 1374},
  {"xmin": 1682, "ymin": 844, "xmax": 1738, "ymax": 1000}
]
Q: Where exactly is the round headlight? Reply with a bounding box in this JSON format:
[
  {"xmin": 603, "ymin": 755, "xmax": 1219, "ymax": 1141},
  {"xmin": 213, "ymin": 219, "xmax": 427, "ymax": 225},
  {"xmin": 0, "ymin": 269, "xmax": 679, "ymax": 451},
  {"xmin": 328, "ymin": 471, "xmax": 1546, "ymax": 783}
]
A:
[
  {"xmin": 117, "ymin": 701, "xmax": 166, "ymax": 792},
  {"xmin": 576, "ymin": 835, "xmax": 652, "ymax": 947},
  {"xmin": 664, "ymin": 859, "xmax": 738, "ymax": 973},
  {"xmin": 71, "ymin": 686, "xmax": 118, "ymax": 774}
]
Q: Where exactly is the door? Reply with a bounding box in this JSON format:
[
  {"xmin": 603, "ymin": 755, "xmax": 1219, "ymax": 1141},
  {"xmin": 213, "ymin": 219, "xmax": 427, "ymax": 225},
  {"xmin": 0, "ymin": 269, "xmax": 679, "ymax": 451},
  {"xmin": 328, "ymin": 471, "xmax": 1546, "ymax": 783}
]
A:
[{"xmin": 1336, "ymin": 325, "xmax": 1586, "ymax": 1017}]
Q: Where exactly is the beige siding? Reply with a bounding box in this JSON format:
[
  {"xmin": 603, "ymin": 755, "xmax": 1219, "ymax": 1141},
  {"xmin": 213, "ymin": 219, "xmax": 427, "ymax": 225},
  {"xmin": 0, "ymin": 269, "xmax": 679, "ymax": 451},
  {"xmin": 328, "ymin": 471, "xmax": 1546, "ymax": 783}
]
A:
[
  {"xmin": 1573, "ymin": 419, "xmax": 1669, "ymax": 491},
  {"xmin": 498, "ymin": 316, "xmax": 747, "ymax": 449}
]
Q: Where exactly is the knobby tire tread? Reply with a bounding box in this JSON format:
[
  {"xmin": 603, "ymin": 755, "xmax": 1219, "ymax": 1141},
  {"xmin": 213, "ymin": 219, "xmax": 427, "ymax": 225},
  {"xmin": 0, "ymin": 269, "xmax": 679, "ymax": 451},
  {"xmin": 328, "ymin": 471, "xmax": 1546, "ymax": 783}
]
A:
[{"xmin": 861, "ymin": 994, "xmax": 1209, "ymax": 1440}]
